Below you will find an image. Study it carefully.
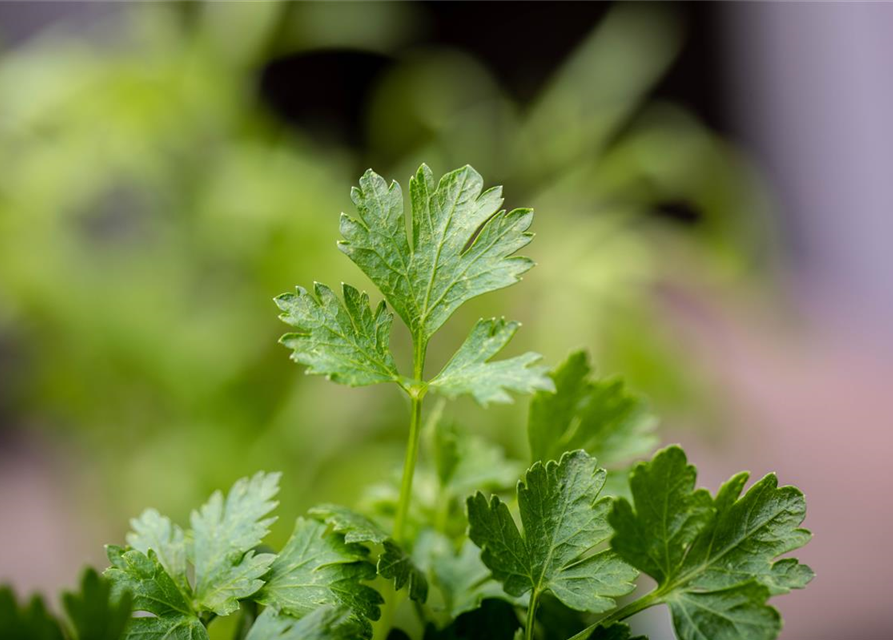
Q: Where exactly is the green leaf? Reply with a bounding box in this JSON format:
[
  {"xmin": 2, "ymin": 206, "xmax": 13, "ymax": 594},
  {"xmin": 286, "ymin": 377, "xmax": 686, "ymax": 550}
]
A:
[
  {"xmin": 433, "ymin": 421, "xmax": 524, "ymax": 499},
  {"xmin": 339, "ymin": 164, "xmax": 535, "ymax": 341},
  {"xmin": 609, "ymin": 446, "xmax": 813, "ymax": 640},
  {"xmin": 127, "ymin": 508, "xmax": 189, "ymax": 593},
  {"xmin": 609, "ymin": 446, "xmax": 712, "ymax": 584},
  {"xmin": 276, "ymin": 283, "xmax": 399, "ymax": 386},
  {"xmin": 245, "ymin": 607, "xmax": 367, "ymax": 640},
  {"xmin": 429, "ymin": 318, "xmax": 554, "ymax": 405},
  {"xmin": 104, "ymin": 546, "xmax": 208, "ymax": 640},
  {"xmin": 528, "ymin": 351, "xmax": 657, "ymax": 467},
  {"xmin": 308, "ymin": 504, "xmax": 429, "ymax": 603},
  {"xmin": 416, "ymin": 531, "xmax": 509, "ymax": 621},
  {"xmin": 62, "ymin": 568, "xmax": 132, "ymax": 640},
  {"xmin": 256, "ymin": 518, "xmax": 383, "ymax": 635},
  {"xmin": 0, "ymin": 587, "xmax": 64, "ymax": 640},
  {"xmin": 666, "ymin": 582, "xmax": 779, "ymax": 640},
  {"xmin": 191, "ymin": 471, "xmax": 280, "ymax": 615},
  {"xmin": 120, "ymin": 617, "xmax": 208, "ymax": 640},
  {"xmin": 467, "ymin": 450, "xmax": 637, "ymax": 613}
]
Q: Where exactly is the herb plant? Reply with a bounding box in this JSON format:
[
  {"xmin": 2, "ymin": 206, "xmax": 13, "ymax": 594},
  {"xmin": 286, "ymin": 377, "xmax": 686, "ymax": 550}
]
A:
[{"xmin": 1, "ymin": 165, "xmax": 812, "ymax": 640}]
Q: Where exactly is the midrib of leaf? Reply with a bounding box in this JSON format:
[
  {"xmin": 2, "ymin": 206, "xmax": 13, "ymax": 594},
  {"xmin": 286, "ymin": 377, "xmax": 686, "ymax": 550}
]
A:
[
  {"xmin": 418, "ymin": 170, "xmax": 469, "ymax": 337},
  {"xmin": 314, "ymin": 327, "xmax": 396, "ymax": 381},
  {"xmin": 529, "ymin": 467, "xmax": 576, "ymax": 599},
  {"xmin": 353, "ymin": 191, "xmax": 419, "ymax": 322},
  {"xmin": 674, "ymin": 598, "xmax": 710, "ymax": 640},
  {"xmin": 660, "ymin": 464, "xmax": 673, "ymax": 581},
  {"xmin": 421, "ymin": 210, "xmax": 517, "ymax": 325},
  {"xmin": 657, "ymin": 487, "xmax": 796, "ymax": 597}
]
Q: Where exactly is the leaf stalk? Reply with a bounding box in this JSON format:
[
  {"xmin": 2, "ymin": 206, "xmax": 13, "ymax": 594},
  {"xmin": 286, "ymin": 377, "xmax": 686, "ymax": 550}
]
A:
[{"xmin": 393, "ymin": 334, "xmax": 428, "ymax": 543}]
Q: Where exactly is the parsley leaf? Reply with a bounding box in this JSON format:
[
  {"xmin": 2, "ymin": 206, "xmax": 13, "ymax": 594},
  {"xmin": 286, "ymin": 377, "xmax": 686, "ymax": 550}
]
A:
[
  {"xmin": 528, "ymin": 351, "xmax": 657, "ymax": 467},
  {"xmin": 339, "ymin": 165, "xmax": 535, "ymax": 341},
  {"xmin": 245, "ymin": 607, "xmax": 367, "ymax": 640},
  {"xmin": 127, "ymin": 508, "xmax": 189, "ymax": 593},
  {"xmin": 429, "ymin": 318, "xmax": 554, "ymax": 405},
  {"xmin": 0, "ymin": 588, "xmax": 64, "ymax": 640},
  {"xmin": 105, "ymin": 546, "xmax": 208, "ymax": 640},
  {"xmin": 256, "ymin": 518, "xmax": 384, "ymax": 637},
  {"xmin": 609, "ymin": 446, "xmax": 813, "ymax": 640},
  {"xmin": 276, "ymin": 283, "xmax": 399, "ymax": 387},
  {"xmin": 62, "ymin": 568, "xmax": 132, "ymax": 640},
  {"xmin": 418, "ymin": 532, "xmax": 513, "ymax": 621},
  {"xmin": 190, "ymin": 471, "xmax": 280, "ymax": 616},
  {"xmin": 106, "ymin": 472, "xmax": 281, "ymax": 637},
  {"xmin": 432, "ymin": 420, "xmax": 524, "ymax": 504},
  {"xmin": 467, "ymin": 450, "xmax": 637, "ymax": 613},
  {"xmin": 309, "ymin": 504, "xmax": 429, "ymax": 602}
]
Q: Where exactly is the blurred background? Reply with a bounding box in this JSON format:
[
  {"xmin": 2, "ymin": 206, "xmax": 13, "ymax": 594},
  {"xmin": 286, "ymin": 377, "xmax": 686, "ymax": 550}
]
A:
[{"xmin": 0, "ymin": 2, "xmax": 890, "ymax": 638}]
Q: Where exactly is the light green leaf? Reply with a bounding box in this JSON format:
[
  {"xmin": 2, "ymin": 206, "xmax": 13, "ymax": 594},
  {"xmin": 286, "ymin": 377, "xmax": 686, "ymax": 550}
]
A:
[
  {"xmin": 528, "ymin": 351, "xmax": 657, "ymax": 467},
  {"xmin": 609, "ymin": 446, "xmax": 813, "ymax": 640},
  {"xmin": 122, "ymin": 617, "xmax": 208, "ymax": 640},
  {"xmin": 339, "ymin": 164, "xmax": 535, "ymax": 341},
  {"xmin": 104, "ymin": 546, "xmax": 208, "ymax": 640},
  {"xmin": 127, "ymin": 508, "xmax": 188, "ymax": 593},
  {"xmin": 417, "ymin": 531, "xmax": 511, "ymax": 620},
  {"xmin": 433, "ymin": 421, "xmax": 524, "ymax": 499},
  {"xmin": 256, "ymin": 518, "xmax": 383, "ymax": 635},
  {"xmin": 245, "ymin": 607, "xmax": 367, "ymax": 640},
  {"xmin": 467, "ymin": 450, "xmax": 637, "ymax": 613},
  {"xmin": 429, "ymin": 318, "xmax": 553, "ymax": 405},
  {"xmin": 190, "ymin": 471, "xmax": 280, "ymax": 615},
  {"xmin": 275, "ymin": 283, "xmax": 399, "ymax": 387},
  {"xmin": 62, "ymin": 568, "xmax": 132, "ymax": 640},
  {"xmin": 308, "ymin": 504, "xmax": 428, "ymax": 603}
]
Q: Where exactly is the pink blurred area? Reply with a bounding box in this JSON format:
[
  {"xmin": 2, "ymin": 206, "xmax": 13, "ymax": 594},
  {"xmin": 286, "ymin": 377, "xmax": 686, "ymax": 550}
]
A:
[{"xmin": 675, "ymin": 4, "xmax": 893, "ymax": 637}]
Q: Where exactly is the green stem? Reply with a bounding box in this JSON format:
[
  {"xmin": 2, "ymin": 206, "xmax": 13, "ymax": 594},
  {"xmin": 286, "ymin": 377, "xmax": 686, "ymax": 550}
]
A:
[
  {"xmin": 596, "ymin": 590, "xmax": 662, "ymax": 628},
  {"xmin": 393, "ymin": 335, "xmax": 427, "ymax": 543},
  {"xmin": 525, "ymin": 590, "xmax": 540, "ymax": 640}
]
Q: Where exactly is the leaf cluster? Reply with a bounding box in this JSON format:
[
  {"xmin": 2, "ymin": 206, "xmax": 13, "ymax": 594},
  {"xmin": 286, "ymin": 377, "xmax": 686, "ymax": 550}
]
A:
[
  {"xmin": 0, "ymin": 164, "xmax": 812, "ymax": 640},
  {"xmin": 101, "ymin": 472, "xmax": 424, "ymax": 639}
]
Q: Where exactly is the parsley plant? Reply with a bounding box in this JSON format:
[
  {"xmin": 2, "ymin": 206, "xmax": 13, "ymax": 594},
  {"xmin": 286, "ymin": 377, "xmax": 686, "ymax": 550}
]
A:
[{"xmin": 0, "ymin": 165, "xmax": 813, "ymax": 640}]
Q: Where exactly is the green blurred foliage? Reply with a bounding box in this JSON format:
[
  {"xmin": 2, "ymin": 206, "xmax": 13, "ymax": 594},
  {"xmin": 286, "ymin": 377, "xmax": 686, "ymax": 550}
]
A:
[{"xmin": 0, "ymin": 3, "xmax": 774, "ymax": 548}]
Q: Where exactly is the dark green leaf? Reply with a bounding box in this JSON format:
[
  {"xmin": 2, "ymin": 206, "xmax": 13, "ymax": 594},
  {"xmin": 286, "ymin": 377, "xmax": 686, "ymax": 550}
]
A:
[
  {"xmin": 308, "ymin": 504, "xmax": 428, "ymax": 603},
  {"xmin": 256, "ymin": 518, "xmax": 383, "ymax": 635},
  {"xmin": 528, "ymin": 352, "xmax": 656, "ymax": 467},
  {"xmin": 0, "ymin": 587, "xmax": 64, "ymax": 640},
  {"xmin": 62, "ymin": 568, "xmax": 132, "ymax": 640},
  {"xmin": 609, "ymin": 446, "xmax": 813, "ymax": 640},
  {"xmin": 104, "ymin": 546, "xmax": 208, "ymax": 640},
  {"xmin": 467, "ymin": 451, "xmax": 637, "ymax": 613}
]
